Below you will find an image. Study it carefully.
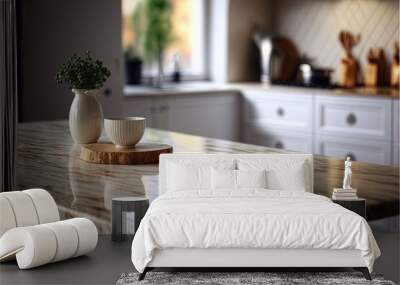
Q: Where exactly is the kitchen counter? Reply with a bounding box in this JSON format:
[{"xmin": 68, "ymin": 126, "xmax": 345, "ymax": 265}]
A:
[
  {"xmin": 231, "ymin": 83, "xmax": 400, "ymax": 98},
  {"xmin": 124, "ymin": 82, "xmax": 399, "ymax": 98},
  {"xmin": 17, "ymin": 121, "xmax": 399, "ymax": 233},
  {"xmin": 124, "ymin": 82, "xmax": 238, "ymax": 97}
]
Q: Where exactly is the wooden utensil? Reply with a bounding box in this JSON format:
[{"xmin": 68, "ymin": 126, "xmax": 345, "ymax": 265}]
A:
[
  {"xmin": 364, "ymin": 48, "xmax": 386, "ymax": 87},
  {"xmin": 390, "ymin": 42, "xmax": 400, "ymax": 87},
  {"xmin": 339, "ymin": 31, "xmax": 361, "ymax": 58},
  {"xmin": 338, "ymin": 30, "xmax": 361, "ymax": 88}
]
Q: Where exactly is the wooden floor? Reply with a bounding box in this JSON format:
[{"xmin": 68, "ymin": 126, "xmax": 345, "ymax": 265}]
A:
[
  {"xmin": 0, "ymin": 232, "xmax": 398, "ymax": 285},
  {"xmin": 0, "ymin": 236, "xmax": 133, "ymax": 285}
]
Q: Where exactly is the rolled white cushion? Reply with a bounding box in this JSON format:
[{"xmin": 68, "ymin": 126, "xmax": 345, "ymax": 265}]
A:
[
  {"xmin": 23, "ymin": 189, "xmax": 59, "ymax": 223},
  {"xmin": 0, "ymin": 196, "xmax": 17, "ymax": 237},
  {"xmin": 63, "ymin": 218, "xmax": 98, "ymax": 257},
  {"xmin": 0, "ymin": 218, "xmax": 98, "ymax": 269},
  {"xmin": 0, "ymin": 226, "xmax": 57, "ymax": 269},
  {"xmin": 42, "ymin": 221, "xmax": 79, "ymax": 262},
  {"xmin": 0, "ymin": 191, "xmax": 39, "ymax": 227}
]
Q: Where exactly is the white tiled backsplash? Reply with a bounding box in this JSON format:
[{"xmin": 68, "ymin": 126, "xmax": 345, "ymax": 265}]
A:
[{"xmin": 273, "ymin": 0, "xmax": 399, "ymax": 82}]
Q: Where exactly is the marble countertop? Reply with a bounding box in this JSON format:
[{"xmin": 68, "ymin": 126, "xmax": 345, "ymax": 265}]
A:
[
  {"xmin": 124, "ymin": 82, "xmax": 399, "ymax": 98},
  {"xmin": 232, "ymin": 83, "xmax": 400, "ymax": 98},
  {"xmin": 124, "ymin": 82, "xmax": 238, "ymax": 97},
  {"xmin": 17, "ymin": 121, "xmax": 399, "ymax": 233}
]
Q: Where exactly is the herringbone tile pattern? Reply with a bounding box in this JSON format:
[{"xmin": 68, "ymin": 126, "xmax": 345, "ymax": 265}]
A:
[{"xmin": 273, "ymin": 0, "xmax": 399, "ymax": 81}]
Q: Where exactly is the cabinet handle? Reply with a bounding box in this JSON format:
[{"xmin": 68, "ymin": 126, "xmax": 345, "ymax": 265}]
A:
[
  {"xmin": 159, "ymin": 105, "xmax": 170, "ymax": 112},
  {"xmin": 277, "ymin": 107, "xmax": 285, "ymax": 117},
  {"xmin": 346, "ymin": 113, "xmax": 357, "ymax": 125},
  {"xmin": 346, "ymin": 153, "xmax": 356, "ymax": 161},
  {"xmin": 275, "ymin": 141, "xmax": 284, "ymax": 149},
  {"xmin": 103, "ymin": 88, "xmax": 111, "ymax": 96}
]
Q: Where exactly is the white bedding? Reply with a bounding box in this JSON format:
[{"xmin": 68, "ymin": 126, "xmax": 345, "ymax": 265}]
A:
[{"xmin": 131, "ymin": 190, "xmax": 380, "ymax": 273}]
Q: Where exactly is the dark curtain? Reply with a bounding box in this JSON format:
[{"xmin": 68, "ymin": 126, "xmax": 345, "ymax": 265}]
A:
[{"xmin": 0, "ymin": 0, "xmax": 18, "ymax": 192}]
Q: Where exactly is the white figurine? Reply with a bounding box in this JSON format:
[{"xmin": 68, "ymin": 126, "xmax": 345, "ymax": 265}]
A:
[{"xmin": 343, "ymin": 156, "xmax": 352, "ymax": 189}]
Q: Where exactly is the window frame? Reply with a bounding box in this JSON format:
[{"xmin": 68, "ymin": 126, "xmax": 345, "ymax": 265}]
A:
[{"xmin": 125, "ymin": 0, "xmax": 210, "ymax": 84}]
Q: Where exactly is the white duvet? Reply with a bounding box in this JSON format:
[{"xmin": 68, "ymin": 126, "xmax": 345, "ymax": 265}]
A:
[{"xmin": 131, "ymin": 190, "xmax": 380, "ymax": 273}]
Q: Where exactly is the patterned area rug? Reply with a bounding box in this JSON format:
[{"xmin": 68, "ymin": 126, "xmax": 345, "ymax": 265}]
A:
[{"xmin": 116, "ymin": 272, "xmax": 395, "ymax": 285}]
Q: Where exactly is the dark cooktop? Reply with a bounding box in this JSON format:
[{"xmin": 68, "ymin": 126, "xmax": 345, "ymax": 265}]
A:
[{"xmin": 272, "ymin": 81, "xmax": 337, "ymax": 89}]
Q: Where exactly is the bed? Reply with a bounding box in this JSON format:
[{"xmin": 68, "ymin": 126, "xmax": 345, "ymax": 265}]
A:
[{"xmin": 131, "ymin": 154, "xmax": 380, "ymax": 281}]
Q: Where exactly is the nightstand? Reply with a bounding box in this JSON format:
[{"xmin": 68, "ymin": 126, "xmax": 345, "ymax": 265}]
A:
[
  {"xmin": 332, "ymin": 198, "xmax": 366, "ymax": 219},
  {"xmin": 112, "ymin": 197, "xmax": 149, "ymax": 242}
]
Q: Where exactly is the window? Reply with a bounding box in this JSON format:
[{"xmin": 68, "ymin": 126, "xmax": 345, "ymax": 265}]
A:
[{"xmin": 122, "ymin": 0, "xmax": 207, "ymax": 80}]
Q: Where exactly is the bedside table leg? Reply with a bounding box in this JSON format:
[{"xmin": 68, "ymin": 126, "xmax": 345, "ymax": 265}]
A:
[
  {"xmin": 129, "ymin": 201, "xmax": 149, "ymax": 234},
  {"xmin": 354, "ymin": 267, "xmax": 371, "ymax": 280},
  {"xmin": 112, "ymin": 201, "xmax": 123, "ymax": 242},
  {"xmin": 138, "ymin": 267, "xmax": 148, "ymax": 281}
]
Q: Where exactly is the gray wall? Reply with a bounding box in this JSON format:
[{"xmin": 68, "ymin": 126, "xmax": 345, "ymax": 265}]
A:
[
  {"xmin": 19, "ymin": 0, "xmax": 124, "ymax": 122},
  {"xmin": 227, "ymin": 0, "xmax": 272, "ymax": 82},
  {"xmin": 209, "ymin": 0, "xmax": 272, "ymax": 83}
]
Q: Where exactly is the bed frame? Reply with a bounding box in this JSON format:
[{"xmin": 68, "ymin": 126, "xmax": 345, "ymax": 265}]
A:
[
  {"xmin": 139, "ymin": 249, "xmax": 371, "ymax": 280},
  {"xmin": 138, "ymin": 154, "xmax": 372, "ymax": 281}
]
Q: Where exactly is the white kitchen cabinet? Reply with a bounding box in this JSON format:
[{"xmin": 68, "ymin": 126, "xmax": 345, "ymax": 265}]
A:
[
  {"xmin": 242, "ymin": 89, "xmax": 313, "ymax": 133},
  {"xmin": 391, "ymin": 99, "xmax": 399, "ymax": 166},
  {"xmin": 245, "ymin": 123, "xmax": 313, "ymax": 153},
  {"xmin": 241, "ymin": 88, "xmax": 313, "ymax": 153},
  {"xmin": 125, "ymin": 93, "xmax": 240, "ymax": 141},
  {"xmin": 394, "ymin": 143, "xmax": 399, "ymax": 166},
  {"xmin": 393, "ymin": 99, "xmax": 399, "ymax": 142},
  {"xmin": 161, "ymin": 95, "xmax": 240, "ymax": 141},
  {"xmin": 123, "ymin": 87, "xmax": 396, "ymax": 166},
  {"xmin": 315, "ymin": 135, "xmax": 392, "ymax": 165},
  {"xmin": 120, "ymin": 98, "xmax": 155, "ymax": 127},
  {"xmin": 150, "ymin": 98, "xmax": 170, "ymax": 130},
  {"xmin": 315, "ymin": 95, "xmax": 392, "ymax": 140}
]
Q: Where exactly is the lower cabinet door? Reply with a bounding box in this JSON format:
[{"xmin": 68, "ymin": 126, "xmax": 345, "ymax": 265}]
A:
[
  {"xmin": 164, "ymin": 95, "xmax": 240, "ymax": 141},
  {"xmin": 393, "ymin": 143, "xmax": 399, "ymax": 166},
  {"xmin": 315, "ymin": 135, "xmax": 392, "ymax": 165},
  {"xmin": 244, "ymin": 125, "xmax": 313, "ymax": 153}
]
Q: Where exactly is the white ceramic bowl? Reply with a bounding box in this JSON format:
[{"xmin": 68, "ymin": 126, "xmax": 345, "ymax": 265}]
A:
[{"xmin": 104, "ymin": 117, "xmax": 146, "ymax": 148}]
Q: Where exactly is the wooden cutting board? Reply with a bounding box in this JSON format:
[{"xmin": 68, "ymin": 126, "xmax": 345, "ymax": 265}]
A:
[{"xmin": 80, "ymin": 143, "xmax": 173, "ymax": 165}]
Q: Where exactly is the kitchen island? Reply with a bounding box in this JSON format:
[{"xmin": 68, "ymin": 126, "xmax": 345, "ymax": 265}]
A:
[{"xmin": 17, "ymin": 121, "xmax": 399, "ymax": 233}]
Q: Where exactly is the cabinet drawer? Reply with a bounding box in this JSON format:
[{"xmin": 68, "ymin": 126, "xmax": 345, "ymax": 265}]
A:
[
  {"xmin": 243, "ymin": 90, "xmax": 313, "ymax": 132},
  {"xmin": 394, "ymin": 100, "xmax": 399, "ymax": 142},
  {"xmin": 315, "ymin": 135, "xmax": 392, "ymax": 165},
  {"xmin": 245, "ymin": 124, "xmax": 313, "ymax": 153},
  {"xmin": 315, "ymin": 95, "xmax": 392, "ymax": 140}
]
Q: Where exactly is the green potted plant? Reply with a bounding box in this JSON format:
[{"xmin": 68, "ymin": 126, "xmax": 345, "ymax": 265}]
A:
[
  {"xmin": 134, "ymin": 0, "xmax": 172, "ymax": 88},
  {"xmin": 56, "ymin": 51, "xmax": 111, "ymax": 144}
]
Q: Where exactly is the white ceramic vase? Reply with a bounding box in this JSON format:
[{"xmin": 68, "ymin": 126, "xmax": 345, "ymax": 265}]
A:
[{"xmin": 69, "ymin": 89, "xmax": 103, "ymax": 144}]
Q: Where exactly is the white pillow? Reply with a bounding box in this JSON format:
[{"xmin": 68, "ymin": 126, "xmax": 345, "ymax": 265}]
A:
[
  {"xmin": 211, "ymin": 169, "xmax": 267, "ymax": 190},
  {"xmin": 167, "ymin": 163, "xmax": 210, "ymax": 191},
  {"xmin": 266, "ymin": 168, "xmax": 306, "ymax": 191},
  {"xmin": 166, "ymin": 159, "xmax": 235, "ymax": 192},
  {"xmin": 211, "ymin": 169, "xmax": 236, "ymax": 190},
  {"xmin": 237, "ymin": 169, "xmax": 267, "ymax": 189},
  {"xmin": 237, "ymin": 159, "xmax": 307, "ymax": 191}
]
